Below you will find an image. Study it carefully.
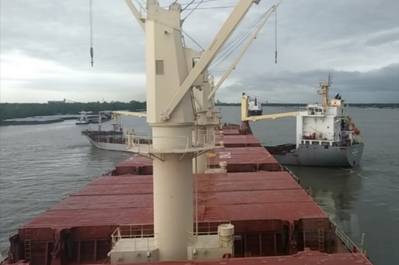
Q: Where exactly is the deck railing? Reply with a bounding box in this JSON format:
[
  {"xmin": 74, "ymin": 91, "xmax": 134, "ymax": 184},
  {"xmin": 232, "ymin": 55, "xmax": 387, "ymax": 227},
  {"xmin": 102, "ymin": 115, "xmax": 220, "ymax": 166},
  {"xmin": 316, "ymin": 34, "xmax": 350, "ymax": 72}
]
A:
[
  {"xmin": 126, "ymin": 133, "xmax": 216, "ymax": 154},
  {"xmin": 329, "ymin": 219, "xmax": 366, "ymax": 254},
  {"xmin": 111, "ymin": 224, "xmax": 155, "ymax": 248}
]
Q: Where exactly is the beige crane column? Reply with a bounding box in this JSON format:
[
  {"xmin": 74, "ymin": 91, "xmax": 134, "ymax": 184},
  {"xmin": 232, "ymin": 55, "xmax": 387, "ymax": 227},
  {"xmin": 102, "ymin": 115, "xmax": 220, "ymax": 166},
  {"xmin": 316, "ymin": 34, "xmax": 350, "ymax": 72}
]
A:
[{"xmin": 145, "ymin": 0, "xmax": 194, "ymax": 260}]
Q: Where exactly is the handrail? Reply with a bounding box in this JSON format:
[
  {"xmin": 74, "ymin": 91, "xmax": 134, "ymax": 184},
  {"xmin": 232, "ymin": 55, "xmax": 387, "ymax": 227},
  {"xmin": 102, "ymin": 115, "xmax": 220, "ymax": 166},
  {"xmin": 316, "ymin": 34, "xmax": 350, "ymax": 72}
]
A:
[
  {"xmin": 126, "ymin": 133, "xmax": 216, "ymax": 154},
  {"xmin": 329, "ymin": 219, "xmax": 365, "ymax": 254},
  {"xmin": 111, "ymin": 225, "xmax": 156, "ymax": 249}
]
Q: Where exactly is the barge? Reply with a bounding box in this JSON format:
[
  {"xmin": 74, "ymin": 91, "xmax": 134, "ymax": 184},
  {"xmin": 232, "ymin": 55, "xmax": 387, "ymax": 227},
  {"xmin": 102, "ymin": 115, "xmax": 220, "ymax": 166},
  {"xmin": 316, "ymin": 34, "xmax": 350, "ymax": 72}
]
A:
[{"xmin": 82, "ymin": 128, "xmax": 128, "ymax": 152}]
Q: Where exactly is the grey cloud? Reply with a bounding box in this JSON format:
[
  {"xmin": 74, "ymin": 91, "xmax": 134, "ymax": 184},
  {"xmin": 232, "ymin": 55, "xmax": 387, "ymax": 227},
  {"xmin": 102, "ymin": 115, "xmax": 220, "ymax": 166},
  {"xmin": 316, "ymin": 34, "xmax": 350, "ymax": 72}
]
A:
[
  {"xmin": 1, "ymin": 0, "xmax": 145, "ymax": 72},
  {"xmin": 1, "ymin": 0, "xmax": 399, "ymax": 103},
  {"xmin": 218, "ymin": 64, "xmax": 399, "ymax": 103},
  {"xmin": 364, "ymin": 27, "xmax": 399, "ymax": 47}
]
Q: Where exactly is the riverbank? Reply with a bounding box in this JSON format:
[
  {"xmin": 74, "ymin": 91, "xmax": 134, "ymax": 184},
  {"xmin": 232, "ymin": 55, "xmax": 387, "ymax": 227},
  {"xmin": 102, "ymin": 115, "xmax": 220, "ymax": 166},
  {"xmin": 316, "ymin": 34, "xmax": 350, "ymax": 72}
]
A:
[
  {"xmin": 0, "ymin": 101, "xmax": 146, "ymax": 121},
  {"xmin": 0, "ymin": 115, "xmax": 78, "ymax": 126}
]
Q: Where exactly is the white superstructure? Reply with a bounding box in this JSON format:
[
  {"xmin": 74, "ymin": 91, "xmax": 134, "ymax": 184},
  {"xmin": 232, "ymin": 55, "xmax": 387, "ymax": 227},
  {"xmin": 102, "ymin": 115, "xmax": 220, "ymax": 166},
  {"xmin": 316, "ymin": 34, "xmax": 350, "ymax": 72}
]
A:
[
  {"xmin": 296, "ymin": 80, "xmax": 361, "ymax": 149},
  {"xmin": 242, "ymin": 76, "xmax": 364, "ymax": 167}
]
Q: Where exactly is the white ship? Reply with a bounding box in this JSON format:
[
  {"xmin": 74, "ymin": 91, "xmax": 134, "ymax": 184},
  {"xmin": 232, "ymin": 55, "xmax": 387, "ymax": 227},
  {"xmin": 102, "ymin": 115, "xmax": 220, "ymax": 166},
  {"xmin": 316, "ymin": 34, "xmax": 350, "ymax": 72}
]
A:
[
  {"xmin": 76, "ymin": 111, "xmax": 98, "ymax": 125},
  {"xmin": 82, "ymin": 123, "xmax": 129, "ymax": 152},
  {"xmin": 82, "ymin": 111, "xmax": 148, "ymax": 152},
  {"xmin": 76, "ymin": 111, "xmax": 112, "ymax": 125},
  {"xmin": 243, "ymin": 76, "xmax": 364, "ymax": 167}
]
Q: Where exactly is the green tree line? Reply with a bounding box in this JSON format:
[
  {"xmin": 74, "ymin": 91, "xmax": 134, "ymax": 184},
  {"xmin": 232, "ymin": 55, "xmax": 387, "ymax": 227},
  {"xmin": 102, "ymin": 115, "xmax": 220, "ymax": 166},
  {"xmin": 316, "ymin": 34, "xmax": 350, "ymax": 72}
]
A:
[{"xmin": 0, "ymin": 101, "xmax": 146, "ymax": 121}]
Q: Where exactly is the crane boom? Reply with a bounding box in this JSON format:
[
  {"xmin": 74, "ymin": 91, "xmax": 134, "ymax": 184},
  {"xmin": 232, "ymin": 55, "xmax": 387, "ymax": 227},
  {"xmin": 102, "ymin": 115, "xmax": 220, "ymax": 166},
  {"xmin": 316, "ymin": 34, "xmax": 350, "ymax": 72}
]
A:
[
  {"xmin": 112, "ymin": 110, "xmax": 147, "ymax": 118},
  {"xmin": 125, "ymin": 0, "xmax": 145, "ymax": 29},
  {"xmin": 161, "ymin": 0, "xmax": 260, "ymax": 121},
  {"xmin": 209, "ymin": 3, "xmax": 280, "ymax": 100}
]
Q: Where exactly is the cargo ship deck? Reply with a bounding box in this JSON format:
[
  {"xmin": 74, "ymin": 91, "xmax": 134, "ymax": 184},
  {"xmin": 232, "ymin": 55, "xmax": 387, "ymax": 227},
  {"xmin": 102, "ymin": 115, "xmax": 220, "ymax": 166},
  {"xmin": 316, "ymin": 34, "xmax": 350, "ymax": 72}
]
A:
[{"xmin": 3, "ymin": 125, "xmax": 372, "ymax": 265}]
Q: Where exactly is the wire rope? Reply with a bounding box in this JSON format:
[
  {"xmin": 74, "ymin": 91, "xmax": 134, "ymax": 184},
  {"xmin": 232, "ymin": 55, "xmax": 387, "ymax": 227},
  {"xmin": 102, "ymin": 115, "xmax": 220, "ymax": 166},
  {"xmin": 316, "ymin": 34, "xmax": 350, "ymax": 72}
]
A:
[
  {"xmin": 182, "ymin": 0, "xmax": 206, "ymax": 21},
  {"xmin": 210, "ymin": 8, "xmax": 270, "ymax": 70},
  {"xmin": 89, "ymin": 0, "xmax": 94, "ymax": 67},
  {"xmin": 274, "ymin": 6, "xmax": 277, "ymax": 64}
]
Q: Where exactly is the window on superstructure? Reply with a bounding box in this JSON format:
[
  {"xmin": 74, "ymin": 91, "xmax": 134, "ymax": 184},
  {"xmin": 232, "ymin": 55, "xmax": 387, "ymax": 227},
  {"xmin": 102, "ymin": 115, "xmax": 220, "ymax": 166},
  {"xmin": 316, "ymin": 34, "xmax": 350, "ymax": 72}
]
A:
[{"xmin": 156, "ymin": 60, "xmax": 164, "ymax": 75}]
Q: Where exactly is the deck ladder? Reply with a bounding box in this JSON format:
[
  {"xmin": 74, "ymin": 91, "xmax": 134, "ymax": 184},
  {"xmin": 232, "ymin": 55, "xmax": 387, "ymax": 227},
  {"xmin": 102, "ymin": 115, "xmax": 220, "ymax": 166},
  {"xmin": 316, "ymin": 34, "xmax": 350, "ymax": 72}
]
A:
[
  {"xmin": 318, "ymin": 228, "xmax": 325, "ymax": 252},
  {"xmin": 24, "ymin": 229, "xmax": 32, "ymax": 261},
  {"xmin": 24, "ymin": 240, "xmax": 32, "ymax": 260}
]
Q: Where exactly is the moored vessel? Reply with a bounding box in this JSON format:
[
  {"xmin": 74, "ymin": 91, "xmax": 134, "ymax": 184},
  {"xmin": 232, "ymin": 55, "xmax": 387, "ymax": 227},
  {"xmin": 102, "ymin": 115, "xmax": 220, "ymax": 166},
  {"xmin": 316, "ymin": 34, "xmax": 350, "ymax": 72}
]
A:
[
  {"xmin": 82, "ymin": 125, "xmax": 129, "ymax": 152},
  {"xmin": 76, "ymin": 111, "xmax": 112, "ymax": 125},
  {"xmin": 266, "ymin": 77, "xmax": 364, "ymax": 167},
  {"xmin": 81, "ymin": 111, "xmax": 149, "ymax": 152}
]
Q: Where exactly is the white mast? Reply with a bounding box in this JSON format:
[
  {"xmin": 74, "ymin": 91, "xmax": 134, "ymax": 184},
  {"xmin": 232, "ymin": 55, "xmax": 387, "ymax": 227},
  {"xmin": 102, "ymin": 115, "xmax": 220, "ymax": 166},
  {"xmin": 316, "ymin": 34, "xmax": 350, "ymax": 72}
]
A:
[{"xmin": 319, "ymin": 74, "xmax": 332, "ymax": 111}]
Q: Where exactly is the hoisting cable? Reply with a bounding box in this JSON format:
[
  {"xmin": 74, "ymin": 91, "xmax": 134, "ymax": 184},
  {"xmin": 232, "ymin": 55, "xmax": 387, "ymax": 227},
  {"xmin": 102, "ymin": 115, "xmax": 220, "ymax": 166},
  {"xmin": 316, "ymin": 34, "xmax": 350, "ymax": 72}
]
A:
[
  {"xmin": 182, "ymin": 0, "xmax": 197, "ymax": 11},
  {"xmin": 210, "ymin": 6, "xmax": 273, "ymax": 71},
  {"xmin": 134, "ymin": 0, "xmax": 146, "ymax": 14},
  {"xmin": 181, "ymin": 0, "xmax": 231, "ymax": 10},
  {"xmin": 182, "ymin": 30, "xmax": 205, "ymax": 51},
  {"xmin": 209, "ymin": 5, "xmax": 277, "ymax": 97},
  {"xmin": 182, "ymin": 0, "xmax": 206, "ymax": 22},
  {"xmin": 211, "ymin": 14, "xmax": 266, "ymax": 68},
  {"xmin": 89, "ymin": 0, "xmax": 94, "ymax": 67},
  {"xmin": 184, "ymin": 5, "xmax": 236, "ymax": 10},
  {"xmin": 274, "ymin": 5, "xmax": 278, "ymax": 64},
  {"xmin": 211, "ymin": 30, "xmax": 251, "ymax": 69}
]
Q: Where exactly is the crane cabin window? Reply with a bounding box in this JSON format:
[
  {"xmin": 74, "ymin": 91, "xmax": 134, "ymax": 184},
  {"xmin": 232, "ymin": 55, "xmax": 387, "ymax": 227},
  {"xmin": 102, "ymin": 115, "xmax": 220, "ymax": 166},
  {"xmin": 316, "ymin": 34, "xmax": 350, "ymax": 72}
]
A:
[{"xmin": 155, "ymin": 60, "xmax": 164, "ymax": 75}]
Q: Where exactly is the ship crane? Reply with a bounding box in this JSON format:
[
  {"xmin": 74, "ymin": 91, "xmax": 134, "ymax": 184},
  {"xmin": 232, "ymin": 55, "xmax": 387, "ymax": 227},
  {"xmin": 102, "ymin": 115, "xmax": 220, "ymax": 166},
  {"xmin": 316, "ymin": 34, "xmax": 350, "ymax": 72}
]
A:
[
  {"xmin": 193, "ymin": 3, "xmax": 281, "ymax": 173},
  {"xmin": 111, "ymin": 110, "xmax": 147, "ymax": 118},
  {"xmin": 158, "ymin": 0, "xmax": 263, "ymax": 121},
  {"xmin": 119, "ymin": 1, "xmax": 280, "ymax": 128},
  {"xmin": 107, "ymin": 0, "xmax": 278, "ymax": 263}
]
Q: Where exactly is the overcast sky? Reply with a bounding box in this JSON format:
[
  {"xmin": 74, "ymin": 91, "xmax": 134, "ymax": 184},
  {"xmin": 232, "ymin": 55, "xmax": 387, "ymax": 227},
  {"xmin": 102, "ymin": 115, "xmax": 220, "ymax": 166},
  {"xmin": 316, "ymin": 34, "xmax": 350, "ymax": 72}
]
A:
[{"xmin": 1, "ymin": 0, "xmax": 398, "ymax": 103}]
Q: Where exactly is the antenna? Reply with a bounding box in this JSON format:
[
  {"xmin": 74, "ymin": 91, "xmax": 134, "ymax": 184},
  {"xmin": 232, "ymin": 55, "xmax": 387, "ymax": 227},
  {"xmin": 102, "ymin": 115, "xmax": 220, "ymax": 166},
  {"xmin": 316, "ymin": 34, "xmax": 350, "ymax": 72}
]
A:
[
  {"xmin": 328, "ymin": 72, "xmax": 332, "ymax": 87},
  {"xmin": 89, "ymin": 0, "xmax": 94, "ymax": 67}
]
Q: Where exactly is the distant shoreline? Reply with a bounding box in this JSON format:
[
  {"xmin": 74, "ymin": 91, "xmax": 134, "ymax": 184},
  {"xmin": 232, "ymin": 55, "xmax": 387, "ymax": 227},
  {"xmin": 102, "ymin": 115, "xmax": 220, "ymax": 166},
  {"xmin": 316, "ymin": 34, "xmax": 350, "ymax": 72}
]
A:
[
  {"xmin": 0, "ymin": 101, "xmax": 145, "ymax": 122},
  {"xmin": 0, "ymin": 116, "xmax": 78, "ymax": 126},
  {"xmin": 1, "ymin": 101, "xmax": 397, "ymax": 122}
]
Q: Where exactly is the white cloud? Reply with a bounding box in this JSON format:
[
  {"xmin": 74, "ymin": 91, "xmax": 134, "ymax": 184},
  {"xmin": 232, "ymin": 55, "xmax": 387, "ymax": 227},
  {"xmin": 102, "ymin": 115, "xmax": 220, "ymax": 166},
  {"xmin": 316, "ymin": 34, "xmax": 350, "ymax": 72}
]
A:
[{"xmin": 0, "ymin": 51, "xmax": 145, "ymax": 102}]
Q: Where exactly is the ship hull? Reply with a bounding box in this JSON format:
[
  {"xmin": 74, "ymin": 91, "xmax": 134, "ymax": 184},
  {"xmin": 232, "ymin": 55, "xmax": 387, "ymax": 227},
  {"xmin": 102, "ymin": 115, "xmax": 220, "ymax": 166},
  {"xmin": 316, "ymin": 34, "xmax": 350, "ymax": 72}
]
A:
[
  {"xmin": 248, "ymin": 110, "xmax": 263, "ymax": 116},
  {"xmin": 76, "ymin": 121, "xmax": 89, "ymax": 125},
  {"xmin": 267, "ymin": 142, "xmax": 364, "ymax": 167},
  {"xmin": 86, "ymin": 136, "xmax": 129, "ymax": 152}
]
